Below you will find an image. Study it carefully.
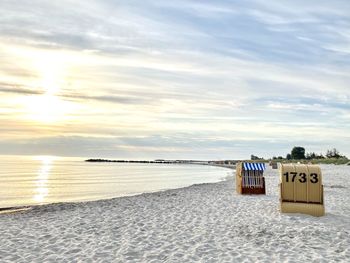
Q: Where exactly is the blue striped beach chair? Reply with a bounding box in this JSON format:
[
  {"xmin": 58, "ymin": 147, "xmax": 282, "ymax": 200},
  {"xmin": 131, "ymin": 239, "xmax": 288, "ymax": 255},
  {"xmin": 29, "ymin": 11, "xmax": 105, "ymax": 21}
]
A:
[{"xmin": 236, "ymin": 162, "xmax": 266, "ymax": 195}]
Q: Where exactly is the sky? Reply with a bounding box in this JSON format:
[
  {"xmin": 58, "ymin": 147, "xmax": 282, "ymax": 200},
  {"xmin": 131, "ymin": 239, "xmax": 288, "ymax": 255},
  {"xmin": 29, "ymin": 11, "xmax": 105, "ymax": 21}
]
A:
[{"xmin": 0, "ymin": 0, "xmax": 349, "ymax": 160}]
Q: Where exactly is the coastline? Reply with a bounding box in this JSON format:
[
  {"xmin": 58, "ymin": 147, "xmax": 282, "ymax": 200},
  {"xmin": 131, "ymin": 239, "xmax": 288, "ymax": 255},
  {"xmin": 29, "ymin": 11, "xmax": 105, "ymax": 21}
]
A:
[
  {"xmin": 85, "ymin": 158, "xmax": 237, "ymax": 169},
  {"xmin": 0, "ymin": 164, "xmax": 234, "ymax": 212},
  {"xmin": 0, "ymin": 206, "xmax": 32, "ymax": 214},
  {"xmin": 0, "ymin": 161, "xmax": 233, "ymax": 210},
  {"xmin": 1, "ymin": 165, "xmax": 349, "ymax": 262}
]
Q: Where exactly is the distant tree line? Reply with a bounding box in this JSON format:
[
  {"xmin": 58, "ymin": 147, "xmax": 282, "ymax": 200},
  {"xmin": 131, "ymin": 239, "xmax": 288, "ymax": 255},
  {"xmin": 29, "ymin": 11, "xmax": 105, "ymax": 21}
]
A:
[
  {"xmin": 251, "ymin": 146, "xmax": 347, "ymax": 161},
  {"xmin": 250, "ymin": 154, "xmax": 264, "ymax": 160},
  {"xmin": 287, "ymin": 147, "xmax": 347, "ymax": 160}
]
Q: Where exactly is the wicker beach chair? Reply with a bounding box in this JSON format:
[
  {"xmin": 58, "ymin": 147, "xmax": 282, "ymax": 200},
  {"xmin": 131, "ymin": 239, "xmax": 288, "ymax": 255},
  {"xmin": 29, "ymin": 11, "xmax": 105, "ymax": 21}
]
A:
[
  {"xmin": 236, "ymin": 162, "xmax": 266, "ymax": 195},
  {"xmin": 279, "ymin": 163, "xmax": 325, "ymax": 216}
]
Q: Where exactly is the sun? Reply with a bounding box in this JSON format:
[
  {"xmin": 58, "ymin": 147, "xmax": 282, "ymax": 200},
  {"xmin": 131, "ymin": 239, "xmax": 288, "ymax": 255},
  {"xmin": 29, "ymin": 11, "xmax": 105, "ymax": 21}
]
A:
[
  {"xmin": 22, "ymin": 51, "xmax": 75, "ymax": 123},
  {"xmin": 24, "ymin": 94, "xmax": 72, "ymax": 123},
  {"xmin": 36, "ymin": 52, "xmax": 67, "ymax": 95}
]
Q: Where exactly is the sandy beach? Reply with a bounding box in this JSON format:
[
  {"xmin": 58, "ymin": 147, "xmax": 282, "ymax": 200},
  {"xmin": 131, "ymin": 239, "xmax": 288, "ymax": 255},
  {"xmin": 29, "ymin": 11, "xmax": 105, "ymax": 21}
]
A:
[{"xmin": 0, "ymin": 165, "xmax": 349, "ymax": 262}]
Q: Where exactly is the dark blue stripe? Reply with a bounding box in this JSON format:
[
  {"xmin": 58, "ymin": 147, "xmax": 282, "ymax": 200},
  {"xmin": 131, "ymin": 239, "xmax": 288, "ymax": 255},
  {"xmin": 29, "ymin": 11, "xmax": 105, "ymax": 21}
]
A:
[{"xmin": 243, "ymin": 162, "xmax": 266, "ymax": 171}]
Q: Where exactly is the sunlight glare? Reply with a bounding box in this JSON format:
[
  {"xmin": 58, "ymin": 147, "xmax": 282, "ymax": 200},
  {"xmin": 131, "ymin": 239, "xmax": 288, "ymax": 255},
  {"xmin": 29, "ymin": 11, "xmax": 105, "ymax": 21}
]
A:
[
  {"xmin": 33, "ymin": 156, "xmax": 53, "ymax": 203},
  {"xmin": 23, "ymin": 94, "xmax": 74, "ymax": 123},
  {"xmin": 21, "ymin": 50, "xmax": 77, "ymax": 123},
  {"xmin": 35, "ymin": 51, "xmax": 67, "ymax": 95}
]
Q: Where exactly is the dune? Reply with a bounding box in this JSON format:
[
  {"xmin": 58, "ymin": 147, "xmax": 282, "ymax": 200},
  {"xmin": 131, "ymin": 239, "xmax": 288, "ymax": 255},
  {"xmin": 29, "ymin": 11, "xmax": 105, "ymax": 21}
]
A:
[{"xmin": 0, "ymin": 165, "xmax": 349, "ymax": 262}]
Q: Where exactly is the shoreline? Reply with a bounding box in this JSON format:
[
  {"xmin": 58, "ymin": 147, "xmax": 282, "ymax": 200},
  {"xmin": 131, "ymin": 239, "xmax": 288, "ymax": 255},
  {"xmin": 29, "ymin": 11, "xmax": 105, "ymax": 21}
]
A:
[
  {"xmin": 10, "ymin": 180, "xmax": 228, "ymax": 214},
  {"xmin": 0, "ymin": 181, "xmax": 223, "ymax": 215},
  {"xmin": 0, "ymin": 165, "xmax": 235, "ymax": 213},
  {"xmin": 0, "ymin": 206, "xmax": 32, "ymax": 214},
  {"xmin": 0, "ymin": 162, "xmax": 234, "ymax": 212}
]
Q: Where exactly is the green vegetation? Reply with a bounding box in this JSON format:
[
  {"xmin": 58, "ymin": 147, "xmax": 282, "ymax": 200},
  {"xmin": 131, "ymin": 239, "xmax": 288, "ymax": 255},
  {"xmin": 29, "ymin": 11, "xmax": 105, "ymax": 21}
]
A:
[
  {"xmin": 271, "ymin": 158, "xmax": 349, "ymax": 165},
  {"xmin": 251, "ymin": 146, "xmax": 349, "ymax": 165},
  {"xmin": 309, "ymin": 158, "xmax": 349, "ymax": 165},
  {"xmin": 291, "ymin": 146, "xmax": 306, "ymax": 159},
  {"xmin": 250, "ymin": 154, "xmax": 263, "ymax": 160}
]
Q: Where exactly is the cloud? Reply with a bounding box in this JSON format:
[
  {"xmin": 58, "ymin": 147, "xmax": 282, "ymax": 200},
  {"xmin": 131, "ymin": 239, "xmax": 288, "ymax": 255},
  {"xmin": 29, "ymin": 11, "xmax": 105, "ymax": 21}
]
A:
[
  {"xmin": 0, "ymin": 0, "xmax": 349, "ymax": 158},
  {"xmin": 60, "ymin": 92, "xmax": 155, "ymax": 105},
  {"xmin": 1, "ymin": 134, "xmax": 349, "ymax": 159},
  {"xmin": 0, "ymin": 83, "xmax": 44, "ymax": 95}
]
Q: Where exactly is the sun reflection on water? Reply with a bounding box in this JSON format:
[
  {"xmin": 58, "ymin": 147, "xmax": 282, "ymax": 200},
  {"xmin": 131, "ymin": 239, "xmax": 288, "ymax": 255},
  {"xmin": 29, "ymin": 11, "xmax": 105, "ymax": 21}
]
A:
[{"xmin": 33, "ymin": 156, "xmax": 54, "ymax": 203}]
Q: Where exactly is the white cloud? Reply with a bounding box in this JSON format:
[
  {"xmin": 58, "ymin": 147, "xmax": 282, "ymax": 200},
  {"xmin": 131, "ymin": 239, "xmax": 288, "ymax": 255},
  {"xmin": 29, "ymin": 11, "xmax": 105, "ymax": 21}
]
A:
[{"xmin": 0, "ymin": 0, "xmax": 349, "ymax": 158}]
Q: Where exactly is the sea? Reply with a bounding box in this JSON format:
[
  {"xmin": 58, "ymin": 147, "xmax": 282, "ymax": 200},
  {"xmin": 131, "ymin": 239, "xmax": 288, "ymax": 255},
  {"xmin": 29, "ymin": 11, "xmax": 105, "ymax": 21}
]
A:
[{"xmin": 0, "ymin": 155, "xmax": 233, "ymax": 208}]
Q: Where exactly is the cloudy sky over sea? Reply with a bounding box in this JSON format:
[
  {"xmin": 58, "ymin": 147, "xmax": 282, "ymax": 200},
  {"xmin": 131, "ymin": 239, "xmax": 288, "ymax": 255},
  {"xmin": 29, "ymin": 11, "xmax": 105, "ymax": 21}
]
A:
[{"xmin": 1, "ymin": 0, "xmax": 349, "ymax": 159}]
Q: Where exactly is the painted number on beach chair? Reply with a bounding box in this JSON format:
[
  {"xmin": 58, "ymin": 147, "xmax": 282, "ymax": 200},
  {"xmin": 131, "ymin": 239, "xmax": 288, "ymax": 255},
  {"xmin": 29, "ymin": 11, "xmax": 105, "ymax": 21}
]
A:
[
  {"xmin": 310, "ymin": 173, "xmax": 319, "ymax": 183},
  {"xmin": 299, "ymin": 173, "xmax": 307, "ymax": 183},
  {"xmin": 283, "ymin": 172, "xmax": 318, "ymax": 184}
]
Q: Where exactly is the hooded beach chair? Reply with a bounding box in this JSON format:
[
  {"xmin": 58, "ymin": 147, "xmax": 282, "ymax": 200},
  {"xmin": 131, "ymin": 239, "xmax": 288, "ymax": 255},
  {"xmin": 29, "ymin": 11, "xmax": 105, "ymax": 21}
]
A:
[
  {"xmin": 279, "ymin": 163, "xmax": 325, "ymax": 216},
  {"xmin": 236, "ymin": 162, "xmax": 266, "ymax": 195}
]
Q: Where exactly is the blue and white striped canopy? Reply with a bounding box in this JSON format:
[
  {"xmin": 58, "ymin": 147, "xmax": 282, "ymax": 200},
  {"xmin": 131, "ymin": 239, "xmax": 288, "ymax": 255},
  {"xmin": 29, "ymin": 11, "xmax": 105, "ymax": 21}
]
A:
[{"xmin": 243, "ymin": 162, "xmax": 266, "ymax": 171}]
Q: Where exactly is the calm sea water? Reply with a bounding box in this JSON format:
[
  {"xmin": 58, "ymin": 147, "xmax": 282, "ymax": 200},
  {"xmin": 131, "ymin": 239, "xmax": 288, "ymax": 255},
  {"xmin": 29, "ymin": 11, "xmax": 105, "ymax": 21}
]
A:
[{"xmin": 0, "ymin": 155, "xmax": 233, "ymax": 208}]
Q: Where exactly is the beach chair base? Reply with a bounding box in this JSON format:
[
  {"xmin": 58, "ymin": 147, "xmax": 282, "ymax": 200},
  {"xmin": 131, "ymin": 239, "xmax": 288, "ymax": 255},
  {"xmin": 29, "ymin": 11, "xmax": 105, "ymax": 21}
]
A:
[
  {"xmin": 280, "ymin": 201, "xmax": 325, "ymax": 217},
  {"xmin": 241, "ymin": 187, "xmax": 266, "ymax": 195},
  {"xmin": 237, "ymin": 177, "xmax": 266, "ymax": 195}
]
